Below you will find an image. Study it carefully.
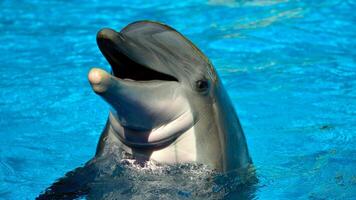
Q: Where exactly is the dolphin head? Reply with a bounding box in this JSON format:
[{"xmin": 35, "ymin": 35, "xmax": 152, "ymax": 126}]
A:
[{"xmin": 89, "ymin": 21, "xmax": 220, "ymax": 148}]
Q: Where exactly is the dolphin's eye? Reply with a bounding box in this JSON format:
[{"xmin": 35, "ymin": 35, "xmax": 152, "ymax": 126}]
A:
[{"xmin": 196, "ymin": 79, "xmax": 209, "ymax": 92}]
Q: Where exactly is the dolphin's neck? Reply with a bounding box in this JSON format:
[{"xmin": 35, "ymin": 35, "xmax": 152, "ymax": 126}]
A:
[{"xmin": 212, "ymin": 83, "xmax": 252, "ymax": 171}]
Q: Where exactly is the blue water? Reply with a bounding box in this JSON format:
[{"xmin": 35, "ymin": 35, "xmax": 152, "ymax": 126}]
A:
[{"xmin": 0, "ymin": 0, "xmax": 355, "ymax": 199}]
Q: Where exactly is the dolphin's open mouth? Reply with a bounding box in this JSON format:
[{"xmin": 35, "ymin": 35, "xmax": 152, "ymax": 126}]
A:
[
  {"xmin": 109, "ymin": 50, "xmax": 178, "ymax": 81},
  {"xmin": 97, "ymin": 28, "xmax": 178, "ymax": 82},
  {"xmin": 90, "ymin": 27, "xmax": 194, "ymax": 148}
]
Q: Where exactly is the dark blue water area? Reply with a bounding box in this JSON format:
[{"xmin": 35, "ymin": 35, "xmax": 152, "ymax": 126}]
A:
[{"xmin": 0, "ymin": 0, "xmax": 355, "ymax": 199}]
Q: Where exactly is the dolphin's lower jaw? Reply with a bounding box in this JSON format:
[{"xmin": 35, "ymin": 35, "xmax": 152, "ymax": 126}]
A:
[
  {"xmin": 88, "ymin": 68, "xmax": 195, "ymax": 149},
  {"xmin": 108, "ymin": 111, "xmax": 196, "ymax": 148}
]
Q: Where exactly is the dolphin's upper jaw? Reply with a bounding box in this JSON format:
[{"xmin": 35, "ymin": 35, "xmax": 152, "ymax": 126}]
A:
[{"xmin": 96, "ymin": 28, "xmax": 178, "ymax": 82}]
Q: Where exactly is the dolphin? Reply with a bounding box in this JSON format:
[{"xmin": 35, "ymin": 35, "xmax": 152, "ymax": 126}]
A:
[{"xmin": 37, "ymin": 21, "xmax": 253, "ymax": 199}]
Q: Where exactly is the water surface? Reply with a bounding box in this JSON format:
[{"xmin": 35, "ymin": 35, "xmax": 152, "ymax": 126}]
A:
[{"xmin": 0, "ymin": 0, "xmax": 355, "ymax": 199}]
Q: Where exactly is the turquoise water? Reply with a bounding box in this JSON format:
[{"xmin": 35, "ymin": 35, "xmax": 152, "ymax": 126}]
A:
[{"xmin": 0, "ymin": 0, "xmax": 355, "ymax": 199}]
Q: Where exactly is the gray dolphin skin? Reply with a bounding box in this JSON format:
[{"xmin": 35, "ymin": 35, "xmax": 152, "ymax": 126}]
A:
[
  {"xmin": 37, "ymin": 21, "xmax": 253, "ymax": 199},
  {"xmin": 90, "ymin": 20, "xmax": 252, "ymax": 171}
]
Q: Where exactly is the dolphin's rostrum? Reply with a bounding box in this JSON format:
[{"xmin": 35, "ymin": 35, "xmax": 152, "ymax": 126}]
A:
[{"xmin": 37, "ymin": 20, "xmax": 253, "ymax": 199}]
